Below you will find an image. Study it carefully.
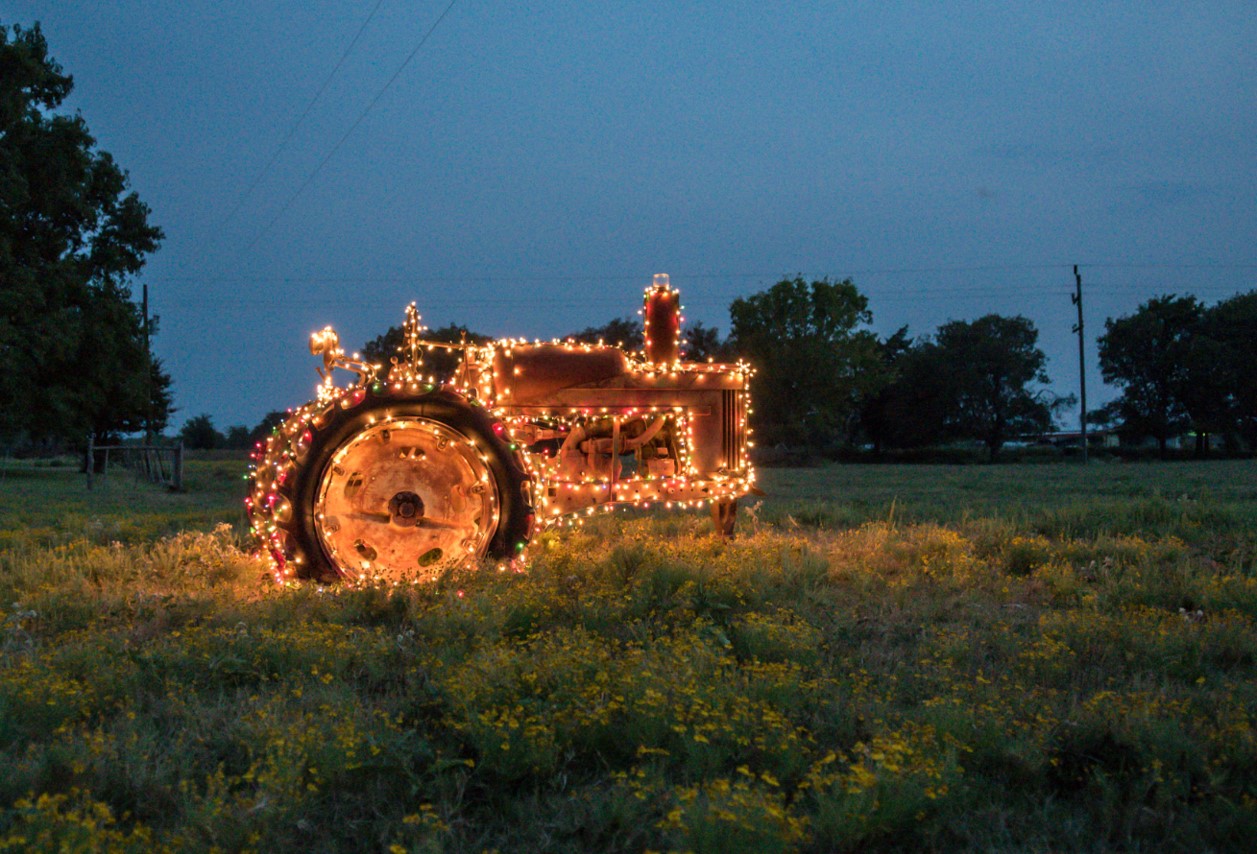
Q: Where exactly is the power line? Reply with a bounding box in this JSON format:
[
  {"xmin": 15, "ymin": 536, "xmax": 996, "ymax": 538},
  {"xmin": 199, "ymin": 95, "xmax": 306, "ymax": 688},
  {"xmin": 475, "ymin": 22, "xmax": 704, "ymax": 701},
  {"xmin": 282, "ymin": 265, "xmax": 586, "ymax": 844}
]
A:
[
  {"xmin": 152, "ymin": 260, "xmax": 1257, "ymax": 286},
  {"xmin": 142, "ymin": 282, "xmax": 1246, "ymax": 302},
  {"xmin": 148, "ymin": 286, "xmax": 1075, "ymax": 305},
  {"xmin": 1075, "ymin": 262, "xmax": 1257, "ymax": 270},
  {"xmin": 221, "ymin": 0, "xmax": 388, "ymax": 230},
  {"xmin": 143, "ymin": 261, "xmax": 1252, "ymax": 313},
  {"xmin": 1072, "ymin": 265, "xmax": 1088, "ymax": 464},
  {"xmin": 145, "ymin": 284, "xmax": 1247, "ymax": 302},
  {"xmin": 155, "ymin": 286, "xmax": 1256, "ymax": 312},
  {"xmin": 243, "ymin": 0, "xmax": 462, "ymax": 253}
]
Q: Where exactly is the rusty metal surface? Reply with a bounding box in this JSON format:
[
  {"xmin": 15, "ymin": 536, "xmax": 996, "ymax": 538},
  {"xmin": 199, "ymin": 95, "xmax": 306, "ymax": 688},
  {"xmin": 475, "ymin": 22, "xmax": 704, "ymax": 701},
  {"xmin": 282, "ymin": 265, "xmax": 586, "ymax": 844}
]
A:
[
  {"xmin": 492, "ymin": 345, "xmax": 629, "ymax": 403},
  {"xmin": 313, "ymin": 418, "xmax": 497, "ymax": 580},
  {"xmin": 644, "ymin": 287, "xmax": 680, "ymax": 365}
]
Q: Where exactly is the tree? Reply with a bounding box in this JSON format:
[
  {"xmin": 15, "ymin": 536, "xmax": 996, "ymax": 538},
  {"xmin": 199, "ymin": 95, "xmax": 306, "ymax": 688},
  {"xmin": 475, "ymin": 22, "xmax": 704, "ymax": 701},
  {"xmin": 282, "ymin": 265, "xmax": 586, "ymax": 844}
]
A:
[
  {"xmin": 681, "ymin": 321, "xmax": 727, "ymax": 362},
  {"xmin": 248, "ymin": 410, "xmax": 288, "ymax": 444},
  {"xmin": 362, "ymin": 322, "xmax": 491, "ymax": 383},
  {"xmin": 1176, "ymin": 320, "xmax": 1232, "ymax": 456},
  {"xmin": 933, "ymin": 314, "xmax": 1061, "ymax": 461},
  {"xmin": 567, "ymin": 317, "xmax": 725, "ymax": 360},
  {"xmin": 1097, "ymin": 295, "xmax": 1202, "ymax": 457},
  {"xmin": 223, "ymin": 424, "xmax": 252, "ymax": 450},
  {"xmin": 0, "ymin": 22, "xmax": 170, "ymax": 446},
  {"xmin": 1200, "ymin": 291, "xmax": 1257, "ymax": 449},
  {"xmin": 728, "ymin": 277, "xmax": 884, "ymax": 447},
  {"xmin": 882, "ymin": 341, "xmax": 961, "ymax": 450},
  {"xmin": 855, "ymin": 326, "xmax": 947, "ymax": 453},
  {"xmin": 566, "ymin": 317, "xmax": 642, "ymax": 349},
  {"xmin": 179, "ymin": 414, "xmax": 223, "ymax": 450}
]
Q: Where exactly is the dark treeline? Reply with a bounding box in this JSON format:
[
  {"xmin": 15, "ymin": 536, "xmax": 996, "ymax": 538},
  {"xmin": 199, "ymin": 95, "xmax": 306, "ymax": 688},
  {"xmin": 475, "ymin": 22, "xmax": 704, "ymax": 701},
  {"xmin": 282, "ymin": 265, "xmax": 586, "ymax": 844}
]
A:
[
  {"xmin": 1094, "ymin": 293, "xmax": 1257, "ymax": 456},
  {"xmin": 176, "ymin": 412, "xmax": 286, "ymax": 452},
  {"xmin": 725, "ymin": 277, "xmax": 1071, "ymax": 462},
  {"xmin": 727, "ymin": 281, "xmax": 1255, "ymax": 460}
]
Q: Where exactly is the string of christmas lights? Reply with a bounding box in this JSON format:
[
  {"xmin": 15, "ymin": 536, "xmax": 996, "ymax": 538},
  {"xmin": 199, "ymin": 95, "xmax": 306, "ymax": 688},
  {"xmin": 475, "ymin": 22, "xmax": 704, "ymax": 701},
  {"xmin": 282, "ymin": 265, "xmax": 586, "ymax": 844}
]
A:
[{"xmin": 246, "ymin": 275, "xmax": 756, "ymax": 585}]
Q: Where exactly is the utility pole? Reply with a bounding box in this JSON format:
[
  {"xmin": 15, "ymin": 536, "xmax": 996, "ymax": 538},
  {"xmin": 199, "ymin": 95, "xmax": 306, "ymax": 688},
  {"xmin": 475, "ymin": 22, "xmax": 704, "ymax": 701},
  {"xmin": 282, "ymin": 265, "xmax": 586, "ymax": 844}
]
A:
[
  {"xmin": 143, "ymin": 284, "xmax": 152, "ymax": 445},
  {"xmin": 1071, "ymin": 265, "xmax": 1088, "ymax": 463}
]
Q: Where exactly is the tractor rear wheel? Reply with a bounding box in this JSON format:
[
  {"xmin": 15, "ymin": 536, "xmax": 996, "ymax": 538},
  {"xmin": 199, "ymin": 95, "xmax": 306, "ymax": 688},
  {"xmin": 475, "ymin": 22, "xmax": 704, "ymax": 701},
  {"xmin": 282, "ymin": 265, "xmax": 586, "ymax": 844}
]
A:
[{"xmin": 265, "ymin": 390, "xmax": 532, "ymax": 583}]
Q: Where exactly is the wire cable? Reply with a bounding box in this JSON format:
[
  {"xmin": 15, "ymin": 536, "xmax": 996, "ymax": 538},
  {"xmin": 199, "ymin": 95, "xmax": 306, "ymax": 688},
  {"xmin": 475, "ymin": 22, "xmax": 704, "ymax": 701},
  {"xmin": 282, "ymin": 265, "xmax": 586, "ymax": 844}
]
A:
[
  {"xmin": 243, "ymin": 0, "xmax": 461, "ymax": 253},
  {"xmin": 221, "ymin": 0, "xmax": 387, "ymax": 229},
  {"xmin": 148, "ymin": 260, "xmax": 1255, "ymax": 288}
]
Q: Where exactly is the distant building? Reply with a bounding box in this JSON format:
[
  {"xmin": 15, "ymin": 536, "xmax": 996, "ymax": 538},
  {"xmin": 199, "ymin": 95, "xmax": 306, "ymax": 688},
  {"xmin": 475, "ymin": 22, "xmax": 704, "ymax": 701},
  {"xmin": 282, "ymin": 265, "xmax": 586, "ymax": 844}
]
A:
[
  {"xmin": 1037, "ymin": 430, "xmax": 1119, "ymax": 449},
  {"xmin": 1038, "ymin": 429, "xmax": 1226, "ymax": 452}
]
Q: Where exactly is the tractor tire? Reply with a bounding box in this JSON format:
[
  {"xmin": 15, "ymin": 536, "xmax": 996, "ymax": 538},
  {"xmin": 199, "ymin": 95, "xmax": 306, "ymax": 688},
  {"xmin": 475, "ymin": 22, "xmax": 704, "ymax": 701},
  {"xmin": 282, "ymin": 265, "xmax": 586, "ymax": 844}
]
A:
[{"xmin": 258, "ymin": 388, "xmax": 532, "ymax": 583}]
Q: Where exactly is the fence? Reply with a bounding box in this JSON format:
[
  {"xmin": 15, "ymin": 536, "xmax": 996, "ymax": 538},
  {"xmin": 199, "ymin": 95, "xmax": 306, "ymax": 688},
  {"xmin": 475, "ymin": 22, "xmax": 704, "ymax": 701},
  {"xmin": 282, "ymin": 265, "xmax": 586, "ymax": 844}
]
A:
[{"xmin": 85, "ymin": 436, "xmax": 184, "ymax": 490}]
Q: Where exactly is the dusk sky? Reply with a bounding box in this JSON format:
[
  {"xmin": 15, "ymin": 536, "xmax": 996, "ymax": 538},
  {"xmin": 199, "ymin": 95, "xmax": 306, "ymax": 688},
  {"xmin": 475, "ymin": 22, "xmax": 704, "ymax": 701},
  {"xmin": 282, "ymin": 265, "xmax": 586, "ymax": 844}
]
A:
[{"xmin": 9, "ymin": 1, "xmax": 1255, "ymax": 431}]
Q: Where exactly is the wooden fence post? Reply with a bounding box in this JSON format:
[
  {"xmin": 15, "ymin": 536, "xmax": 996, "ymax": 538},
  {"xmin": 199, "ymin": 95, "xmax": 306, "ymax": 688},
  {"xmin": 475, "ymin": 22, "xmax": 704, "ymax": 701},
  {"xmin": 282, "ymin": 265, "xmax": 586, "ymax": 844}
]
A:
[
  {"xmin": 174, "ymin": 441, "xmax": 184, "ymax": 491},
  {"xmin": 86, "ymin": 433, "xmax": 94, "ymax": 490}
]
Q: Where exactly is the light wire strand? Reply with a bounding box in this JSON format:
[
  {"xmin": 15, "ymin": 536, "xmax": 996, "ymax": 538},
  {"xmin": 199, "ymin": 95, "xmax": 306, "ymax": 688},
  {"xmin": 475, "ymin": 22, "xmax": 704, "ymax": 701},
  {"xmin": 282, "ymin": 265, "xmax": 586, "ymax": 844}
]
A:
[
  {"xmin": 221, "ymin": 0, "xmax": 388, "ymax": 229},
  {"xmin": 243, "ymin": 0, "xmax": 461, "ymax": 253}
]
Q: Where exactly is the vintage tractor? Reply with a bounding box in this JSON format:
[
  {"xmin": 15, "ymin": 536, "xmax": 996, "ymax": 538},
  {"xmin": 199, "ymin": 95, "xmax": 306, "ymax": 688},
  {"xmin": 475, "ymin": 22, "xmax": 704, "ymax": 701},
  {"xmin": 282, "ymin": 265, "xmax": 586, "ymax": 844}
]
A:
[{"xmin": 247, "ymin": 275, "xmax": 756, "ymax": 583}]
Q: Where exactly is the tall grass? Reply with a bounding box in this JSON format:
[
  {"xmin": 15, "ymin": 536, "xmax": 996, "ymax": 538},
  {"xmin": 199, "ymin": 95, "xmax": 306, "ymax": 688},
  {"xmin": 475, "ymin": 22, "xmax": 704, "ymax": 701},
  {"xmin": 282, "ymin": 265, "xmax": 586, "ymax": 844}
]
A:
[
  {"xmin": 0, "ymin": 459, "xmax": 1255, "ymax": 851},
  {"xmin": 0, "ymin": 459, "xmax": 247, "ymax": 549}
]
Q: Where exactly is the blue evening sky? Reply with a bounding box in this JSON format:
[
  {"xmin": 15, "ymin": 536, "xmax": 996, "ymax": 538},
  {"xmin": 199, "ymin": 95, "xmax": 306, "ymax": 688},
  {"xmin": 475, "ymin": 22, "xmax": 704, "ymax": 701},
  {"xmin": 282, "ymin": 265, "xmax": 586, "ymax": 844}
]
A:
[{"xmin": 8, "ymin": 1, "xmax": 1255, "ymax": 430}]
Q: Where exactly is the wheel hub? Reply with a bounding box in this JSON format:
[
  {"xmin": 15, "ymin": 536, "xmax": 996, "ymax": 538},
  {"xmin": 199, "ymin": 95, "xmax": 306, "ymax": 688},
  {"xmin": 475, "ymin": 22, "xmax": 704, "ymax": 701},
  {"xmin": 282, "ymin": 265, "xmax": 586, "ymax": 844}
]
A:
[{"xmin": 388, "ymin": 490, "xmax": 425, "ymax": 526}]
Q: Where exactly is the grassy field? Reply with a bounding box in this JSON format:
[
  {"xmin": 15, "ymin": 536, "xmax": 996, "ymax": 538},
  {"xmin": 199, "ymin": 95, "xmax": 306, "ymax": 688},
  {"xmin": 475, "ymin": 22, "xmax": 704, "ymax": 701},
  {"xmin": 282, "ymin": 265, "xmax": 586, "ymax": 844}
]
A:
[{"xmin": 0, "ymin": 457, "xmax": 1254, "ymax": 851}]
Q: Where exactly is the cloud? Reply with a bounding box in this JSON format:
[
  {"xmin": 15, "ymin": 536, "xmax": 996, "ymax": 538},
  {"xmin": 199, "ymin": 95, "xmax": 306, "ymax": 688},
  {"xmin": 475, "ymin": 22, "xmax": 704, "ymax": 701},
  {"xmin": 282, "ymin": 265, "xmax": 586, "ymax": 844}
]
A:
[
  {"xmin": 984, "ymin": 141, "xmax": 1122, "ymax": 168},
  {"xmin": 1118, "ymin": 180, "xmax": 1211, "ymax": 208}
]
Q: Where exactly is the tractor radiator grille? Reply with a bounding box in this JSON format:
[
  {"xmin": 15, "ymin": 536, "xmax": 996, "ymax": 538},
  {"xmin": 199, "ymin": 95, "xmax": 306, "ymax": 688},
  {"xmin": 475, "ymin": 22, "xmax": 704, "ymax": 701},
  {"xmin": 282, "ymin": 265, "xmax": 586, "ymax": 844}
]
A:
[{"xmin": 721, "ymin": 389, "xmax": 746, "ymax": 471}]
